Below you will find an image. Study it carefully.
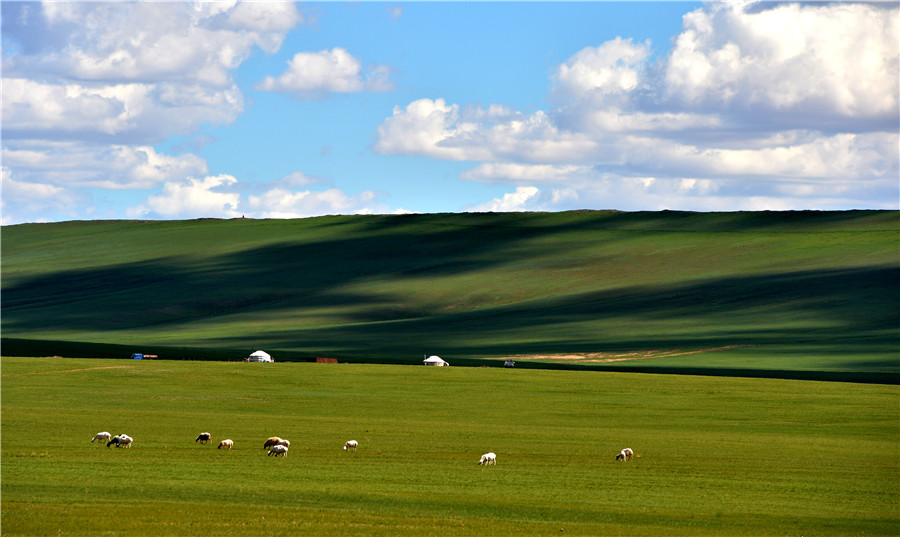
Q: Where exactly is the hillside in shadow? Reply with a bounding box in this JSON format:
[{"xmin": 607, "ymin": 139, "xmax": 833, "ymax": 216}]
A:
[{"xmin": 3, "ymin": 210, "xmax": 898, "ymax": 380}]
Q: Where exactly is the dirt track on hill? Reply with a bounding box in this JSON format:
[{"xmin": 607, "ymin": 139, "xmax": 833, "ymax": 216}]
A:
[{"xmin": 496, "ymin": 345, "xmax": 746, "ymax": 363}]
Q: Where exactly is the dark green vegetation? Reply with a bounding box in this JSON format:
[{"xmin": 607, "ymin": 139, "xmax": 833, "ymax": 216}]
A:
[
  {"xmin": 2, "ymin": 357, "xmax": 897, "ymax": 536},
  {"xmin": 3, "ymin": 211, "xmax": 898, "ymax": 381}
]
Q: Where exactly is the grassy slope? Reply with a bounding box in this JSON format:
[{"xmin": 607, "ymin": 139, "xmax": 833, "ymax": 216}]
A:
[
  {"xmin": 2, "ymin": 211, "xmax": 898, "ymax": 377},
  {"xmin": 2, "ymin": 357, "xmax": 897, "ymax": 536}
]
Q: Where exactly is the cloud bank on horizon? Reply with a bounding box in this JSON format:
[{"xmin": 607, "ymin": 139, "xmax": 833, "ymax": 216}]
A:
[{"xmin": 2, "ymin": 1, "xmax": 897, "ymax": 224}]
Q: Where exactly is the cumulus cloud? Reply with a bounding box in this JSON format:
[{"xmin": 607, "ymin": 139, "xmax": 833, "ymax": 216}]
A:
[
  {"xmin": 2, "ymin": 2, "xmax": 299, "ymax": 144},
  {"xmin": 376, "ymin": 1, "xmax": 899, "ymax": 211},
  {"xmin": 1, "ymin": 1, "xmax": 301, "ymax": 223},
  {"xmin": 247, "ymin": 187, "xmax": 385, "ymax": 218},
  {"xmin": 2, "ymin": 78, "xmax": 243, "ymax": 143},
  {"xmin": 2, "ymin": 141, "xmax": 208, "ymax": 190},
  {"xmin": 1, "ymin": 167, "xmax": 91, "ymax": 224},
  {"xmin": 129, "ymin": 175, "xmax": 242, "ymax": 219},
  {"xmin": 7, "ymin": 2, "xmax": 301, "ymax": 84},
  {"xmin": 467, "ymin": 186, "xmax": 541, "ymax": 212},
  {"xmin": 665, "ymin": 2, "xmax": 899, "ymax": 124},
  {"xmin": 256, "ymin": 48, "xmax": 394, "ymax": 96},
  {"xmin": 375, "ymin": 99, "xmax": 599, "ymax": 162},
  {"xmin": 123, "ymin": 170, "xmax": 403, "ymax": 221},
  {"xmin": 374, "ymin": 98, "xmax": 486, "ymax": 160},
  {"xmin": 554, "ymin": 37, "xmax": 650, "ymax": 101},
  {"xmin": 461, "ymin": 163, "xmax": 592, "ymax": 184}
]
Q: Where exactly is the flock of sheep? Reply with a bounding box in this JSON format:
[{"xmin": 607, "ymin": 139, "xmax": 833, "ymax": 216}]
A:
[
  {"xmin": 91, "ymin": 431, "xmax": 367, "ymax": 460},
  {"xmin": 93, "ymin": 430, "xmax": 638, "ymax": 464}
]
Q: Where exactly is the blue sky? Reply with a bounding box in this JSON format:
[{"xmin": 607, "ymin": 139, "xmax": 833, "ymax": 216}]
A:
[{"xmin": 2, "ymin": 1, "xmax": 898, "ymax": 224}]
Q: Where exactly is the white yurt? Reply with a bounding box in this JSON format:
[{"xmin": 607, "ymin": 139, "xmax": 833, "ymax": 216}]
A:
[
  {"xmin": 423, "ymin": 355, "xmax": 449, "ymax": 366},
  {"xmin": 247, "ymin": 350, "xmax": 273, "ymax": 363}
]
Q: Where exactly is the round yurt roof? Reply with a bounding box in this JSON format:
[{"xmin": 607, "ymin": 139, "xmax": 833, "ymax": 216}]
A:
[
  {"xmin": 424, "ymin": 355, "xmax": 447, "ymax": 364},
  {"xmin": 250, "ymin": 350, "xmax": 271, "ymax": 359}
]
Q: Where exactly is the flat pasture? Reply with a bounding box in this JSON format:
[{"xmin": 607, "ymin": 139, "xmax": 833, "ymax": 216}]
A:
[{"xmin": 2, "ymin": 357, "xmax": 897, "ymax": 536}]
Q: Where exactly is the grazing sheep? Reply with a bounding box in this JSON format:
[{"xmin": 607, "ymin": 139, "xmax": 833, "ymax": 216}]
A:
[
  {"xmin": 218, "ymin": 439, "xmax": 234, "ymax": 450},
  {"xmin": 263, "ymin": 437, "xmax": 285, "ymax": 449},
  {"xmin": 107, "ymin": 434, "xmax": 133, "ymax": 448},
  {"xmin": 195, "ymin": 432, "xmax": 212, "ymax": 444},
  {"xmin": 478, "ymin": 452, "xmax": 496, "ymax": 465},
  {"xmin": 92, "ymin": 432, "xmax": 111, "ymax": 444},
  {"xmin": 343, "ymin": 440, "xmax": 358, "ymax": 452},
  {"xmin": 268, "ymin": 445, "xmax": 288, "ymax": 457},
  {"xmin": 616, "ymin": 448, "xmax": 634, "ymax": 461}
]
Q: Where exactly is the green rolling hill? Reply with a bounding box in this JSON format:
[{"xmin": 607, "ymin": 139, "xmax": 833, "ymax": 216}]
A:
[{"xmin": 3, "ymin": 210, "xmax": 898, "ymax": 381}]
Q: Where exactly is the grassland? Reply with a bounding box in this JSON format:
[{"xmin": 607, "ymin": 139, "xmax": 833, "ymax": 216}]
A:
[
  {"xmin": 2, "ymin": 211, "xmax": 898, "ymax": 381},
  {"xmin": 2, "ymin": 356, "xmax": 897, "ymax": 536}
]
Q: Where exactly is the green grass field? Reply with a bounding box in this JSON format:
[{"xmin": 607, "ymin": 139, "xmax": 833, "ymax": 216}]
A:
[
  {"xmin": 3, "ymin": 211, "xmax": 898, "ymax": 381},
  {"xmin": 2, "ymin": 357, "xmax": 897, "ymax": 536}
]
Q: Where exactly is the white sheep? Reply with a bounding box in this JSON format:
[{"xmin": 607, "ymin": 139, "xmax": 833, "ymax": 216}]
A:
[
  {"xmin": 195, "ymin": 432, "xmax": 212, "ymax": 444},
  {"xmin": 107, "ymin": 434, "xmax": 133, "ymax": 448},
  {"xmin": 478, "ymin": 452, "xmax": 496, "ymax": 465},
  {"xmin": 218, "ymin": 439, "xmax": 234, "ymax": 450},
  {"xmin": 343, "ymin": 440, "xmax": 358, "ymax": 452},
  {"xmin": 616, "ymin": 448, "xmax": 634, "ymax": 461},
  {"xmin": 268, "ymin": 445, "xmax": 288, "ymax": 457},
  {"xmin": 92, "ymin": 431, "xmax": 111, "ymax": 444}
]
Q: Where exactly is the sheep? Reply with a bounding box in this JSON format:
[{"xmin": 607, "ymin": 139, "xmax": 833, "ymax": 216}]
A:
[
  {"xmin": 195, "ymin": 432, "xmax": 212, "ymax": 444},
  {"xmin": 616, "ymin": 448, "xmax": 634, "ymax": 461},
  {"xmin": 343, "ymin": 440, "xmax": 358, "ymax": 452},
  {"xmin": 107, "ymin": 434, "xmax": 133, "ymax": 448},
  {"xmin": 263, "ymin": 437, "xmax": 290, "ymax": 449},
  {"xmin": 478, "ymin": 452, "xmax": 496, "ymax": 465},
  {"xmin": 92, "ymin": 432, "xmax": 111, "ymax": 444},
  {"xmin": 267, "ymin": 445, "xmax": 288, "ymax": 457},
  {"xmin": 218, "ymin": 439, "xmax": 234, "ymax": 450}
]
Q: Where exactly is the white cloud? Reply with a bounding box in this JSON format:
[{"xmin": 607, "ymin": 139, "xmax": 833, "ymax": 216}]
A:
[
  {"xmin": 247, "ymin": 186, "xmax": 386, "ymax": 219},
  {"xmin": 256, "ymin": 48, "xmax": 394, "ymax": 96},
  {"xmin": 665, "ymin": 2, "xmax": 899, "ymax": 123},
  {"xmin": 1, "ymin": 1, "xmax": 283, "ymax": 145},
  {"xmin": 375, "ymin": 2, "xmax": 899, "ymax": 211},
  {"xmin": 374, "ymin": 98, "xmax": 485, "ymax": 160},
  {"xmin": 225, "ymin": 2, "xmax": 304, "ymax": 42},
  {"xmin": 374, "ymin": 99, "xmax": 599, "ymax": 162},
  {"xmin": 554, "ymin": 37, "xmax": 650, "ymax": 100},
  {"xmin": 2, "ymin": 142, "xmax": 208, "ymax": 190},
  {"xmin": 125, "ymin": 170, "xmax": 401, "ymax": 221},
  {"xmin": 13, "ymin": 2, "xmax": 301, "ymax": 85},
  {"xmin": 467, "ymin": 187, "xmax": 541, "ymax": 213},
  {"xmin": 1, "ymin": 167, "xmax": 90, "ymax": 224},
  {"xmin": 2, "ymin": 78, "xmax": 244, "ymax": 143},
  {"xmin": 130, "ymin": 175, "xmax": 242, "ymax": 219},
  {"xmin": 2, "ymin": 1, "xmax": 301, "ymax": 223},
  {"xmin": 462, "ymin": 163, "xmax": 591, "ymax": 183}
]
